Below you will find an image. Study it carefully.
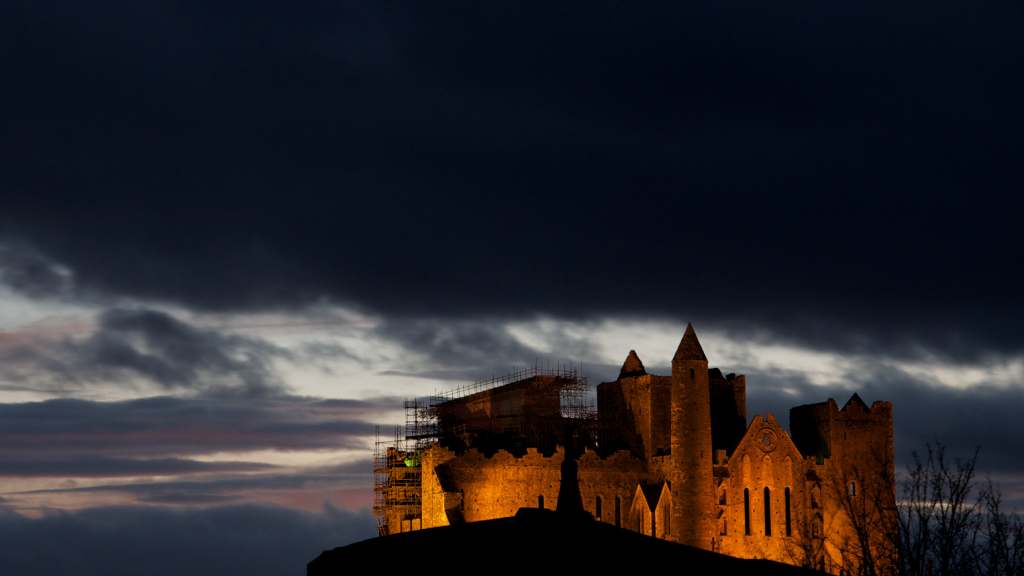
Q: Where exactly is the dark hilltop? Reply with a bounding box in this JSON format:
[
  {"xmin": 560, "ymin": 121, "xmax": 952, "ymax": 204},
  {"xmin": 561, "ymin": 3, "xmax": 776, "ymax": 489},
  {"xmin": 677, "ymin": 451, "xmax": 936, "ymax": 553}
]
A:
[{"xmin": 309, "ymin": 508, "xmax": 822, "ymax": 574}]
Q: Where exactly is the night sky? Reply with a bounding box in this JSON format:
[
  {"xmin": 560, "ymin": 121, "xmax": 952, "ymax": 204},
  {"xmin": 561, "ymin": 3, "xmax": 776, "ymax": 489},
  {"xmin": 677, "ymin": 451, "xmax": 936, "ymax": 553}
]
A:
[{"xmin": 3, "ymin": 2, "xmax": 1023, "ymax": 574}]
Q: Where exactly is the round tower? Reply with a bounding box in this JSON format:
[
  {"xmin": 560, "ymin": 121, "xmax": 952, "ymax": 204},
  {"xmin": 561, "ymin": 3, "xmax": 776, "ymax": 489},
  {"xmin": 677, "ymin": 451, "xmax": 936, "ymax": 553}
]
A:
[{"xmin": 670, "ymin": 323, "xmax": 715, "ymax": 549}]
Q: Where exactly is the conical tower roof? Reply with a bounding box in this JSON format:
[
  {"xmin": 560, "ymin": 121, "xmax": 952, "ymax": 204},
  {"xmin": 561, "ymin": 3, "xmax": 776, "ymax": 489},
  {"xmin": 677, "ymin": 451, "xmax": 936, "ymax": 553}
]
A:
[
  {"xmin": 619, "ymin": 350, "xmax": 647, "ymax": 378},
  {"xmin": 672, "ymin": 323, "xmax": 707, "ymax": 363}
]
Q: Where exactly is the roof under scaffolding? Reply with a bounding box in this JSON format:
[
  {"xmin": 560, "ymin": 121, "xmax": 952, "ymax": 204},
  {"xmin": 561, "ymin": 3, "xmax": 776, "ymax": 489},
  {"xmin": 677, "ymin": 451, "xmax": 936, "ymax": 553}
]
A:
[
  {"xmin": 408, "ymin": 366, "xmax": 593, "ymax": 451},
  {"xmin": 431, "ymin": 365, "xmax": 587, "ymax": 405}
]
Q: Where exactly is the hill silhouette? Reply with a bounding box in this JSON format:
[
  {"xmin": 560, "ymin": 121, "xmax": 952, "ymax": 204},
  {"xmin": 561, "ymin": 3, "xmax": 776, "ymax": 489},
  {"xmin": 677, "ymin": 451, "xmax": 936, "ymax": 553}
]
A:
[{"xmin": 308, "ymin": 508, "xmax": 822, "ymax": 574}]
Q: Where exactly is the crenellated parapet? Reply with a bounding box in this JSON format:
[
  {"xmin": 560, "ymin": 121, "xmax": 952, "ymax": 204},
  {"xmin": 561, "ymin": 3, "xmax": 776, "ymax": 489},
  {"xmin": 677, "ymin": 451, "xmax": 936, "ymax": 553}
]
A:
[{"xmin": 421, "ymin": 444, "xmax": 565, "ymax": 528}]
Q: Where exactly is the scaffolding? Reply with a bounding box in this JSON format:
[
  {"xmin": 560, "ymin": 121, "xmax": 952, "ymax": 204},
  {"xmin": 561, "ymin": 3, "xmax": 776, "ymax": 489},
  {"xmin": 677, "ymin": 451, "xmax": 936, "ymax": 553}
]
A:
[
  {"xmin": 548, "ymin": 365, "xmax": 596, "ymax": 423},
  {"xmin": 373, "ymin": 364, "xmax": 596, "ymax": 534},
  {"xmin": 404, "ymin": 396, "xmax": 442, "ymax": 452},
  {"xmin": 372, "ymin": 425, "xmax": 423, "ymax": 536},
  {"xmin": 429, "ymin": 364, "xmax": 587, "ymax": 407}
]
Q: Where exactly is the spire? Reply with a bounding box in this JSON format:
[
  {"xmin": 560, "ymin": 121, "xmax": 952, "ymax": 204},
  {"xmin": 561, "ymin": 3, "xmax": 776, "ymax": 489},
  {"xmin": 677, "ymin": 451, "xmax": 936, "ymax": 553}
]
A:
[
  {"xmin": 672, "ymin": 323, "xmax": 707, "ymax": 363},
  {"xmin": 619, "ymin": 350, "xmax": 646, "ymax": 378}
]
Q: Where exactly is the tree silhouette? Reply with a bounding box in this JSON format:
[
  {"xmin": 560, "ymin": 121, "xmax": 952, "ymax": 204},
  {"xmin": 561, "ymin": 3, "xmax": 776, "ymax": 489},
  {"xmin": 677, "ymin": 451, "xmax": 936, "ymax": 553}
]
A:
[
  {"xmin": 783, "ymin": 442, "xmax": 1022, "ymax": 576},
  {"xmin": 897, "ymin": 444, "xmax": 1023, "ymax": 576}
]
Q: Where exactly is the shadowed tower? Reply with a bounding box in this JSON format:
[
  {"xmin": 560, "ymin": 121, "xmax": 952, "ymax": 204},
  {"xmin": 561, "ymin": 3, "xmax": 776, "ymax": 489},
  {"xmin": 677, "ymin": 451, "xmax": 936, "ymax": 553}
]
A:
[{"xmin": 670, "ymin": 323, "xmax": 715, "ymax": 549}]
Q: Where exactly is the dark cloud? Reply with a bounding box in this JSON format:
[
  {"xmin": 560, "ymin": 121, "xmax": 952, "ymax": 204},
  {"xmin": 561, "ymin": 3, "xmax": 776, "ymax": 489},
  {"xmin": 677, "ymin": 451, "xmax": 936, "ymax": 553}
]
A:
[
  {"xmin": 371, "ymin": 317, "xmax": 594, "ymax": 381},
  {"xmin": 12, "ymin": 459, "xmax": 372, "ymax": 506},
  {"xmin": 0, "ymin": 456, "xmax": 274, "ymax": 478},
  {"xmin": 0, "ymin": 393, "xmax": 383, "ymax": 509},
  {"xmin": 0, "ymin": 503, "xmax": 375, "ymax": 576},
  {"xmin": 704, "ymin": 307, "xmax": 1024, "ymax": 365},
  {"xmin": 84, "ymin": 308, "xmax": 291, "ymax": 394},
  {"xmin": 2, "ymin": 2, "xmax": 1022, "ymax": 363},
  {"xmin": 0, "ymin": 243, "xmax": 74, "ymax": 300},
  {"xmin": 369, "ymin": 316, "xmax": 627, "ymax": 387},
  {"xmin": 376, "ymin": 319, "xmax": 537, "ymax": 367},
  {"xmin": 0, "ymin": 307, "xmax": 292, "ymax": 395},
  {"xmin": 0, "ymin": 395, "xmax": 395, "ymax": 458},
  {"xmin": 137, "ymin": 492, "xmax": 241, "ymax": 505},
  {"xmin": 298, "ymin": 341, "xmax": 366, "ymax": 368}
]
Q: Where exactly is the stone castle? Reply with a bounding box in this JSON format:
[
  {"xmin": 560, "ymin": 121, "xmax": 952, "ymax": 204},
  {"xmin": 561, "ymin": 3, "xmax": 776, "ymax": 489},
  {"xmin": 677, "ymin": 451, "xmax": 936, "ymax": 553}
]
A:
[{"xmin": 374, "ymin": 324, "xmax": 895, "ymax": 574}]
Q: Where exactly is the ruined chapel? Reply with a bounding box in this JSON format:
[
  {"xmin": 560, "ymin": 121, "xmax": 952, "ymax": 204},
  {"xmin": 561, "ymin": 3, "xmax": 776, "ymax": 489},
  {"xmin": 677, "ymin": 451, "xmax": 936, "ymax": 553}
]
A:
[{"xmin": 374, "ymin": 324, "xmax": 895, "ymax": 574}]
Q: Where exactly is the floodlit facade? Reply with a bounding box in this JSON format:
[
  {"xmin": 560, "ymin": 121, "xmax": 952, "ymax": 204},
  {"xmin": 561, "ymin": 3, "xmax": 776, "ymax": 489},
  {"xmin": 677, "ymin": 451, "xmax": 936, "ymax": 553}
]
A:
[{"xmin": 375, "ymin": 324, "xmax": 895, "ymax": 574}]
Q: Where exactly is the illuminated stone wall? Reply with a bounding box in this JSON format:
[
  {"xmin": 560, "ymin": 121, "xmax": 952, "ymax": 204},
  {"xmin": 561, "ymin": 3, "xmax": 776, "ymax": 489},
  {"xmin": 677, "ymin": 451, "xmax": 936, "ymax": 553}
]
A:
[
  {"xmin": 717, "ymin": 414, "xmax": 810, "ymax": 565},
  {"xmin": 420, "ymin": 444, "xmax": 457, "ymax": 529},
  {"xmin": 577, "ymin": 448, "xmax": 649, "ymax": 530},
  {"xmin": 421, "ymin": 445, "xmax": 563, "ymax": 527},
  {"xmin": 713, "ymin": 402, "xmax": 895, "ymax": 575},
  {"xmin": 820, "ymin": 397, "xmax": 896, "ymax": 574}
]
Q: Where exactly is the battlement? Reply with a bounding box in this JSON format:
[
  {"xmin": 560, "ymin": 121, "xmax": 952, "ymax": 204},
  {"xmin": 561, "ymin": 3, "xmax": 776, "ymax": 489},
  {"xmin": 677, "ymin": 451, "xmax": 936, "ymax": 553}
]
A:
[
  {"xmin": 838, "ymin": 393, "xmax": 892, "ymax": 417},
  {"xmin": 439, "ymin": 445, "xmax": 567, "ymax": 466},
  {"xmin": 790, "ymin": 394, "xmax": 893, "ymax": 462},
  {"xmin": 578, "ymin": 447, "xmax": 648, "ymax": 471}
]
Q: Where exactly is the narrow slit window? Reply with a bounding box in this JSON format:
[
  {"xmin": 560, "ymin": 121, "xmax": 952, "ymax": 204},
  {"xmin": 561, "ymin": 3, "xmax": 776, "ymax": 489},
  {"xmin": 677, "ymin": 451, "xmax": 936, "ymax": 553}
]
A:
[
  {"xmin": 615, "ymin": 496, "xmax": 621, "ymax": 528},
  {"xmin": 596, "ymin": 496, "xmax": 602, "ymax": 521},
  {"xmin": 764, "ymin": 487, "xmax": 772, "ymax": 536},
  {"xmin": 743, "ymin": 488, "xmax": 751, "ymax": 536},
  {"xmin": 538, "ymin": 495, "xmax": 544, "ymax": 509},
  {"xmin": 785, "ymin": 487, "xmax": 792, "ymax": 536}
]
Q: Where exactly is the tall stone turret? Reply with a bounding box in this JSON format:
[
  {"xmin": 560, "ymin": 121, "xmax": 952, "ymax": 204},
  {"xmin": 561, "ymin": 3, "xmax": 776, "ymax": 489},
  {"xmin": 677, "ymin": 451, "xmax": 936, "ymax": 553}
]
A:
[{"xmin": 670, "ymin": 323, "xmax": 715, "ymax": 549}]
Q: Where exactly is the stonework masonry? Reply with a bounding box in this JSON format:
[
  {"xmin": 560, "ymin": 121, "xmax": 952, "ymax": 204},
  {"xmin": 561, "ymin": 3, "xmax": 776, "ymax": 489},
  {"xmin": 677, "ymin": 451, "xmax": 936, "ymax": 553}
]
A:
[{"xmin": 375, "ymin": 324, "xmax": 895, "ymax": 575}]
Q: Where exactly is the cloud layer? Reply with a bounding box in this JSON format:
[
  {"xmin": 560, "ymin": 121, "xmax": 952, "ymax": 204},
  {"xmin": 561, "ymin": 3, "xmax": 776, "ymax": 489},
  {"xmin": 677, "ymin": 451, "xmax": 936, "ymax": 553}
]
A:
[
  {"xmin": 0, "ymin": 307, "xmax": 295, "ymax": 396},
  {"xmin": 0, "ymin": 394, "xmax": 389, "ymax": 457},
  {"xmin": 2, "ymin": 1, "xmax": 1023, "ymax": 365},
  {"xmin": 0, "ymin": 503, "xmax": 375, "ymax": 576}
]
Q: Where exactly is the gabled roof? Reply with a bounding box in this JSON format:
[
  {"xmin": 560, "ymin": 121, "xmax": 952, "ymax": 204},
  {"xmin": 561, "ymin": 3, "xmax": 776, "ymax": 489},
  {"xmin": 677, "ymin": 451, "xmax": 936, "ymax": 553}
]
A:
[
  {"xmin": 634, "ymin": 481, "xmax": 669, "ymax": 511},
  {"xmin": 672, "ymin": 323, "xmax": 707, "ymax": 363},
  {"xmin": 619, "ymin": 350, "xmax": 647, "ymax": 379},
  {"xmin": 727, "ymin": 414, "xmax": 803, "ymax": 466},
  {"xmin": 842, "ymin": 393, "xmax": 869, "ymax": 412}
]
